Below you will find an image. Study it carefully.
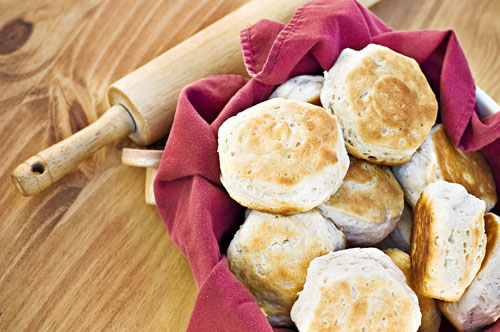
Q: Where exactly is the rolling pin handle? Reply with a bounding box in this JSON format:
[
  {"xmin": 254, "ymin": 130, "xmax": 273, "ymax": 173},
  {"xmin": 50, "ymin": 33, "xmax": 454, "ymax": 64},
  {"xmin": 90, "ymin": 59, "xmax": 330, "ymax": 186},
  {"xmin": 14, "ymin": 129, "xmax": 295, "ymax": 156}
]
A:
[{"xmin": 11, "ymin": 104, "xmax": 136, "ymax": 196}]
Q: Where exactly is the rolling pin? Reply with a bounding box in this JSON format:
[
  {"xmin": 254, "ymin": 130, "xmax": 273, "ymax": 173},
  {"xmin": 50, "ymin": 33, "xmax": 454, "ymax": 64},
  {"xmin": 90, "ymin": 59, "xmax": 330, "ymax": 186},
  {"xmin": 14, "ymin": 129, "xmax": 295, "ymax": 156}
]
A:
[{"xmin": 11, "ymin": 0, "xmax": 380, "ymax": 196}]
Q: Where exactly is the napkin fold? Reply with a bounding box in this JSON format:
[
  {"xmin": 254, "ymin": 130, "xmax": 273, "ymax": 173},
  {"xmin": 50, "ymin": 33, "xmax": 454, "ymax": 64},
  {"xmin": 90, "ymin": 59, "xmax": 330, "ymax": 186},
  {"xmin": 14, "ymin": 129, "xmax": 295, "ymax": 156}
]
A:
[{"xmin": 154, "ymin": 0, "xmax": 500, "ymax": 331}]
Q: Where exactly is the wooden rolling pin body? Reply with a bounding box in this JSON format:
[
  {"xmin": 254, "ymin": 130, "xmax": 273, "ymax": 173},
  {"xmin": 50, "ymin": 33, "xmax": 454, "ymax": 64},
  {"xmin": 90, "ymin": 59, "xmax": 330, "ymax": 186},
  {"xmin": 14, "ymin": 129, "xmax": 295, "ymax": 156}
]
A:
[{"xmin": 11, "ymin": 0, "xmax": 309, "ymax": 196}]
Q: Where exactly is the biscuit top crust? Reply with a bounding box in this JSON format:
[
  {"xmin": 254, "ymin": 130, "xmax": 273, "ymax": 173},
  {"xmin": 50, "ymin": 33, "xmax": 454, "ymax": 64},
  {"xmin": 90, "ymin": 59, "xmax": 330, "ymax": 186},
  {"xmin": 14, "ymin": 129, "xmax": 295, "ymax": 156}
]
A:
[
  {"xmin": 323, "ymin": 156, "xmax": 403, "ymax": 224},
  {"xmin": 234, "ymin": 210, "xmax": 341, "ymax": 301},
  {"xmin": 346, "ymin": 44, "xmax": 438, "ymax": 150},
  {"xmin": 309, "ymin": 276, "xmax": 415, "ymax": 332},
  {"xmin": 432, "ymin": 124, "xmax": 497, "ymax": 209},
  {"xmin": 297, "ymin": 249, "xmax": 420, "ymax": 332},
  {"xmin": 219, "ymin": 98, "xmax": 340, "ymax": 186},
  {"xmin": 228, "ymin": 209, "xmax": 345, "ymax": 323}
]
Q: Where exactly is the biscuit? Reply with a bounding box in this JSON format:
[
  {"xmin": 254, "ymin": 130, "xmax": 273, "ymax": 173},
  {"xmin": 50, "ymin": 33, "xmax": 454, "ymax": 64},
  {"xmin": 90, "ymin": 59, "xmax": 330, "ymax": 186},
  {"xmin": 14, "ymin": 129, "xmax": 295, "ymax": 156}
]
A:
[
  {"xmin": 384, "ymin": 249, "xmax": 441, "ymax": 332},
  {"xmin": 268, "ymin": 75, "xmax": 324, "ymax": 105},
  {"xmin": 377, "ymin": 203, "xmax": 413, "ymax": 253},
  {"xmin": 318, "ymin": 155, "xmax": 404, "ymax": 246},
  {"xmin": 438, "ymin": 213, "xmax": 500, "ymax": 331},
  {"xmin": 320, "ymin": 44, "xmax": 438, "ymax": 165},
  {"xmin": 227, "ymin": 209, "xmax": 346, "ymax": 326},
  {"xmin": 218, "ymin": 98, "xmax": 349, "ymax": 215},
  {"xmin": 290, "ymin": 248, "xmax": 421, "ymax": 332},
  {"xmin": 411, "ymin": 181, "xmax": 486, "ymax": 301},
  {"xmin": 392, "ymin": 124, "xmax": 497, "ymax": 211}
]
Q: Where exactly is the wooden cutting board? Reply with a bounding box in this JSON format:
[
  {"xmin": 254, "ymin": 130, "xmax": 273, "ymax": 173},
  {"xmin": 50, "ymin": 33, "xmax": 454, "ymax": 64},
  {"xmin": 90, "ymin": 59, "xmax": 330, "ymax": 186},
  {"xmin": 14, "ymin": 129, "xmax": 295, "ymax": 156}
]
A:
[{"xmin": 1, "ymin": 0, "xmax": 499, "ymax": 331}]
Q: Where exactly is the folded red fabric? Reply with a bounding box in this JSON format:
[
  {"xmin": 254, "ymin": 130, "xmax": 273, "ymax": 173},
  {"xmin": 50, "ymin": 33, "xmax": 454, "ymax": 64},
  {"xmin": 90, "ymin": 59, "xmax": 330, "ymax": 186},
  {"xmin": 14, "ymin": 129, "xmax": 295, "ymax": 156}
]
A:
[{"xmin": 154, "ymin": 0, "xmax": 500, "ymax": 331}]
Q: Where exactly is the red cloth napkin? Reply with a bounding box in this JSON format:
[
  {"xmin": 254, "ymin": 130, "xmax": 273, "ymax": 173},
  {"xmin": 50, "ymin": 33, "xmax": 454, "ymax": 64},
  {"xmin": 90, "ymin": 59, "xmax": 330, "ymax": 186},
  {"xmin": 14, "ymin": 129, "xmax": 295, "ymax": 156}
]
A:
[{"xmin": 154, "ymin": 0, "xmax": 500, "ymax": 331}]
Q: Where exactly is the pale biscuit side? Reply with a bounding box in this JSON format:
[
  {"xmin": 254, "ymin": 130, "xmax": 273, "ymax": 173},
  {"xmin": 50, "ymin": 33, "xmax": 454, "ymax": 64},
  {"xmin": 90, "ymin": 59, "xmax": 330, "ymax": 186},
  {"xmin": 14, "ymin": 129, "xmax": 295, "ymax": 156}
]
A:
[
  {"xmin": 269, "ymin": 75, "xmax": 324, "ymax": 105},
  {"xmin": 411, "ymin": 181, "xmax": 486, "ymax": 301},
  {"xmin": 318, "ymin": 157, "xmax": 404, "ymax": 246},
  {"xmin": 377, "ymin": 203, "xmax": 413, "ymax": 253}
]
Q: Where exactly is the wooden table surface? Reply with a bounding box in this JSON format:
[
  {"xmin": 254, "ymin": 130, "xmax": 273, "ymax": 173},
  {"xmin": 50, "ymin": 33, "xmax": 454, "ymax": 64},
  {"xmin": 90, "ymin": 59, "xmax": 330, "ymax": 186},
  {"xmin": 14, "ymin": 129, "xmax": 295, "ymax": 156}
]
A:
[{"xmin": 1, "ymin": 0, "xmax": 499, "ymax": 331}]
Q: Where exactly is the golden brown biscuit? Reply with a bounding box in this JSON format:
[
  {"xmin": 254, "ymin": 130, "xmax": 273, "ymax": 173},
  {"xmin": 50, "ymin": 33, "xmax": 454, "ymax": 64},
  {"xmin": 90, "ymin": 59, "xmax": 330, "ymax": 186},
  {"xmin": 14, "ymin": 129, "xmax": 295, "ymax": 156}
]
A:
[
  {"xmin": 218, "ymin": 98, "xmax": 349, "ymax": 215},
  {"xmin": 291, "ymin": 248, "xmax": 421, "ymax": 332},
  {"xmin": 320, "ymin": 44, "xmax": 438, "ymax": 165},
  {"xmin": 227, "ymin": 209, "xmax": 346, "ymax": 326},
  {"xmin": 384, "ymin": 249, "xmax": 441, "ymax": 332},
  {"xmin": 318, "ymin": 156, "xmax": 404, "ymax": 246},
  {"xmin": 411, "ymin": 181, "xmax": 486, "ymax": 301},
  {"xmin": 392, "ymin": 124, "xmax": 497, "ymax": 211}
]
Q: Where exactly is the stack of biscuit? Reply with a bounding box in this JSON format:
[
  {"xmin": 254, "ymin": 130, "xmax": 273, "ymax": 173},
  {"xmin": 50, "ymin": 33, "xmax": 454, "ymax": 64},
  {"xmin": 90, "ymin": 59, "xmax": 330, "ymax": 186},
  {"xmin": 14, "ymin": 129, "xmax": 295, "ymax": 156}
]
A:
[{"xmin": 217, "ymin": 44, "xmax": 499, "ymax": 331}]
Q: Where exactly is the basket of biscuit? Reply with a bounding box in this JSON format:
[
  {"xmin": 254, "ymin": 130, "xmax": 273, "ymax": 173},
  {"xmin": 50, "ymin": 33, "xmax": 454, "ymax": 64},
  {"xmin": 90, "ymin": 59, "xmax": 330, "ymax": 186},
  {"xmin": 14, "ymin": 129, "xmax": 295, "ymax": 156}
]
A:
[{"xmin": 154, "ymin": 0, "xmax": 500, "ymax": 331}]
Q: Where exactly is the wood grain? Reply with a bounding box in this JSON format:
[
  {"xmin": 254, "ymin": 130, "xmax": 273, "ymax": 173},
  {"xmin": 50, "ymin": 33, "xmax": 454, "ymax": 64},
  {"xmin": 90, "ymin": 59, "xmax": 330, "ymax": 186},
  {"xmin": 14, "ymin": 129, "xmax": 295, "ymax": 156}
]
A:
[{"xmin": 0, "ymin": 0, "xmax": 499, "ymax": 332}]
